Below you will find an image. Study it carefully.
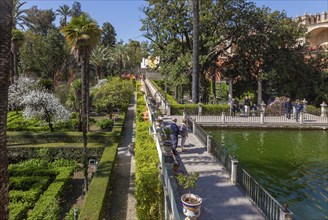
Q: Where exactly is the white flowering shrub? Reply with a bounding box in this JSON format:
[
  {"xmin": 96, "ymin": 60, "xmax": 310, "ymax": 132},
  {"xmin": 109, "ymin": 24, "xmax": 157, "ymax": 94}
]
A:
[
  {"xmin": 21, "ymin": 90, "xmax": 71, "ymax": 132},
  {"xmin": 8, "ymin": 77, "xmax": 39, "ymax": 111}
]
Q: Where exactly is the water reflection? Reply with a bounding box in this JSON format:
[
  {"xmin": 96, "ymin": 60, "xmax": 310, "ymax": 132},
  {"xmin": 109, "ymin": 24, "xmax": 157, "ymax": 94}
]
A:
[{"xmin": 207, "ymin": 128, "xmax": 328, "ymax": 220}]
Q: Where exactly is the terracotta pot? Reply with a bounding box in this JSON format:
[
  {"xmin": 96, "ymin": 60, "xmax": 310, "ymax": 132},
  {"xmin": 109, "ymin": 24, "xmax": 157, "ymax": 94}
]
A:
[{"xmin": 181, "ymin": 193, "xmax": 202, "ymax": 219}]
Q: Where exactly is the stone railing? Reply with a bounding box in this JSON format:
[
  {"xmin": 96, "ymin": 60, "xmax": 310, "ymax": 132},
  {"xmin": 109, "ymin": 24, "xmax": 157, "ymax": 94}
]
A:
[
  {"xmin": 186, "ymin": 113, "xmax": 294, "ymax": 220},
  {"xmin": 296, "ymin": 11, "xmax": 328, "ymax": 25}
]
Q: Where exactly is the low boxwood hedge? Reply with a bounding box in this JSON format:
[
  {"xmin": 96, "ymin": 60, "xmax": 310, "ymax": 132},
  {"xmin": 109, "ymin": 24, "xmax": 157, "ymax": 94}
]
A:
[
  {"xmin": 7, "ymin": 145, "xmax": 104, "ymax": 164},
  {"xmin": 78, "ymin": 143, "xmax": 119, "ymax": 220},
  {"xmin": 8, "ymin": 159, "xmax": 77, "ymax": 220},
  {"xmin": 135, "ymin": 82, "xmax": 163, "ymax": 219},
  {"xmin": 78, "ymin": 109, "xmax": 126, "ymax": 220},
  {"xmin": 27, "ymin": 166, "xmax": 76, "ymax": 220},
  {"xmin": 7, "ymin": 131, "xmax": 114, "ymax": 145}
]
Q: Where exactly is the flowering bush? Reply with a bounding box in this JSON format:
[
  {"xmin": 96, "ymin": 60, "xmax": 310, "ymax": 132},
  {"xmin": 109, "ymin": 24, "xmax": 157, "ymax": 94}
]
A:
[
  {"xmin": 8, "ymin": 77, "xmax": 39, "ymax": 111},
  {"xmin": 21, "ymin": 90, "xmax": 71, "ymax": 132}
]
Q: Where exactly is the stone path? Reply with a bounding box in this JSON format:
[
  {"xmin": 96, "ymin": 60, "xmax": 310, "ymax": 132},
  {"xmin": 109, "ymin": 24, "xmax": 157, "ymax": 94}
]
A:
[
  {"xmin": 163, "ymin": 115, "xmax": 265, "ymax": 220},
  {"xmin": 107, "ymin": 93, "xmax": 136, "ymax": 220}
]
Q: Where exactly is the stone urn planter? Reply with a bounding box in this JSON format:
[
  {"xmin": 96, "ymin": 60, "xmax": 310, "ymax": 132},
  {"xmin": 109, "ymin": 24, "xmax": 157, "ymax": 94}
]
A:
[
  {"xmin": 176, "ymin": 172, "xmax": 202, "ymax": 219},
  {"xmin": 181, "ymin": 193, "xmax": 202, "ymax": 219}
]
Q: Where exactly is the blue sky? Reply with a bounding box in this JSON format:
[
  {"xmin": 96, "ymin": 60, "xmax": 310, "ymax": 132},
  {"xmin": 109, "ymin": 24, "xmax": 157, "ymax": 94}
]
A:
[{"xmin": 23, "ymin": 0, "xmax": 327, "ymax": 43}]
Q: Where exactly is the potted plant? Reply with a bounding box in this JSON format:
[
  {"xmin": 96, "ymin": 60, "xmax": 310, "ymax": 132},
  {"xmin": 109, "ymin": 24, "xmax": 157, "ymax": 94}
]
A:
[{"xmin": 176, "ymin": 172, "xmax": 202, "ymax": 219}]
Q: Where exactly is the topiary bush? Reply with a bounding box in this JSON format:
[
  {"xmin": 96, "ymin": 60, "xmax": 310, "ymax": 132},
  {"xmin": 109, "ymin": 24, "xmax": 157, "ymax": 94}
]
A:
[{"xmin": 96, "ymin": 118, "xmax": 114, "ymax": 130}]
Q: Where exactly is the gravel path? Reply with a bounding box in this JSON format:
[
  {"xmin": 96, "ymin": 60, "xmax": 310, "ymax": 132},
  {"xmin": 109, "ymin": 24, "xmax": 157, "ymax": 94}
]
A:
[{"xmin": 107, "ymin": 93, "xmax": 136, "ymax": 220}]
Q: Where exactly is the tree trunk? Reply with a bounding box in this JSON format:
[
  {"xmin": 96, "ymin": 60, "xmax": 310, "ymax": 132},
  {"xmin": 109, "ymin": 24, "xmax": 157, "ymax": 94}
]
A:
[
  {"xmin": 10, "ymin": 47, "xmax": 14, "ymax": 84},
  {"xmin": 0, "ymin": 0, "xmax": 13, "ymax": 219},
  {"xmin": 192, "ymin": 0, "xmax": 199, "ymax": 103},
  {"xmin": 80, "ymin": 52, "xmax": 89, "ymax": 192},
  {"xmin": 211, "ymin": 66, "xmax": 217, "ymax": 104},
  {"xmin": 257, "ymin": 79, "xmax": 262, "ymax": 105},
  {"xmin": 96, "ymin": 65, "xmax": 101, "ymax": 82}
]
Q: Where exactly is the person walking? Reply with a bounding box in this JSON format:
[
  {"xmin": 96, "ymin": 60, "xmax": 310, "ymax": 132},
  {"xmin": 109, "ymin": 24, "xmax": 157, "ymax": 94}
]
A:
[
  {"xmin": 170, "ymin": 118, "xmax": 179, "ymax": 155},
  {"xmin": 244, "ymin": 96, "xmax": 251, "ymax": 116},
  {"xmin": 284, "ymin": 98, "xmax": 293, "ymax": 119},
  {"xmin": 230, "ymin": 98, "xmax": 237, "ymax": 116},
  {"xmin": 295, "ymin": 100, "xmax": 303, "ymax": 122},
  {"xmin": 179, "ymin": 119, "xmax": 188, "ymax": 152}
]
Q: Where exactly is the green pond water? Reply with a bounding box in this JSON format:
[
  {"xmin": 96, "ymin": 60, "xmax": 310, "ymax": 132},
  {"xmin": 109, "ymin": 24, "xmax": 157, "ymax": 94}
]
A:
[{"xmin": 206, "ymin": 128, "xmax": 328, "ymax": 220}]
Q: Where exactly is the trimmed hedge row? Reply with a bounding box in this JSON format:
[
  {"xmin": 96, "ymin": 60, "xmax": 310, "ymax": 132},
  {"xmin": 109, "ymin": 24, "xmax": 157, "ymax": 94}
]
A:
[
  {"xmin": 151, "ymin": 80, "xmax": 230, "ymax": 115},
  {"xmin": 78, "ymin": 143, "xmax": 119, "ymax": 220},
  {"xmin": 8, "ymin": 159, "xmax": 77, "ymax": 220},
  {"xmin": 7, "ymin": 131, "xmax": 114, "ymax": 145},
  {"xmin": 135, "ymin": 82, "xmax": 163, "ymax": 219},
  {"xmin": 27, "ymin": 166, "xmax": 76, "ymax": 220},
  {"xmin": 10, "ymin": 177, "xmax": 51, "ymax": 219},
  {"xmin": 78, "ymin": 111, "xmax": 126, "ymax": 219},
  {"xmin": 7, "ymin": 145, "xmax": 104, "ymax": 164},
  {"xmin": 150, "ymin": 79, "xmax": 178, "ymax": 105}
]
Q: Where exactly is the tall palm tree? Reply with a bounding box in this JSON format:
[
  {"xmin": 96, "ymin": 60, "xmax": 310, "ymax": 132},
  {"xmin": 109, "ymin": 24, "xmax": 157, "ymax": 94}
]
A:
[
  {"xmin": 192, "ymin": 0, "xmax": 199, "ymax": 103},
  {"xmin": 12, "ymin": 0, "xmax": 26, "ymax": 29},
  {"xmin": 0, "ymin": 0, "xmax": 13, "ymax": 219},
  {"xmin": 110, "ymin": 44, "xmax": 130, "ymax": 75},
  {"xmin": 11, "ymin": 29, "xmax": 25, "ymax": 83},
  {"xmin": 61, "ymin": 14, "xmax": 101, "ymax": 191},
  {"xmin": 90, "ymin": 45, "xmax": 110, "ymax": 81},
  {"xmin": 56, "ymin": 4, "xmax": 71, "ymax": 27}
]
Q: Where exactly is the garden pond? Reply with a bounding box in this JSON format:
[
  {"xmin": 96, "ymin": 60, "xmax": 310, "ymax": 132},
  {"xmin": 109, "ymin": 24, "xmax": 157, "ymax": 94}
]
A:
[{"xmin": 205, "ymin": 128, "xmax": 328, "ymax": 220}]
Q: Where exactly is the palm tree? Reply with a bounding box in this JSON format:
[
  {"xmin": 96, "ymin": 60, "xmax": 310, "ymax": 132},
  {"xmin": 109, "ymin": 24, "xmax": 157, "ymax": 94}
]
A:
[
  {"xmin": 56, "ymin": 4, "xmax": 71, "ymax": 27},
  {"xmin": 192, "ymin": 0, "xmax": 199, "ymax": 103},
  {"xmin": 61, "ymin": 14, "xmax": 101, "ymax": 192},
  {"xmin": 0, "ymin": 0, "xmax": 13, "ymax": 219},
  {"xmin": 12, "ymin": 0, "xmax": 26, "ymax": 29},
  {"xmin": 90, "ymin": 45, "xmax": 110, "ymax": 81},
  {"xmin": 110, "ymin": 44, "xmax": 130, "ymax": 75},
  {"xmin": 11, "ymin": 29, "xmax": 25, "ymax": 82}
]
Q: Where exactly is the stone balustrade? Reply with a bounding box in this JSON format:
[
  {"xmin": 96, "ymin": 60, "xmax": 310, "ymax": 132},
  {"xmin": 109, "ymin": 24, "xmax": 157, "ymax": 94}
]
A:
[{"xmin": 296, "ymin": 11, "xmax": 328, "ymax": 25}]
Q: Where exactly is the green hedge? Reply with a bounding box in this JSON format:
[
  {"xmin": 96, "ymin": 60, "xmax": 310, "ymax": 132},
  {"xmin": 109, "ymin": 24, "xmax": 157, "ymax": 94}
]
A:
[
  {"xmin": 27, "ymin": 166, "xmax": 76, "ymax": 220},
  {"xmin": 7, "ymin": 131, "xmax": 113, "ymax": 145},
  {"xmin": 7, "ymin": 145, "xmax": 104, "ymax": 164},
  {"xmin": 135, "ymin": 81, "xmax": 163, "ymax": 219},
  {"xmin": 151, "ymin": 80, "xmax": 230, "ymax": 115},
  {"xmin": 78, "ymin": 108, "xmax": 126, "ymax": 220},
  {"xmin": 151, "ymin": 80, "xmax": 178, "ymax": 105},
  {"xmin": 78, "ymin": 143, "xmax": 119, "ymax": 220},
  {"xmin": 8, "ymin": 159, "xmax": 77, "ymax": 220},
  {"xmin": 7, "ymin": 111, "xmax": 79, "ymax": 132}
]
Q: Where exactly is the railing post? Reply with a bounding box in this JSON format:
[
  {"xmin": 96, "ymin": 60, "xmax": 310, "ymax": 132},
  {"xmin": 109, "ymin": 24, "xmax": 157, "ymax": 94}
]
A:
[
  {"xmin": 207, "ymin": 135, "xmax": 212, "ymax": 153},
  {"xmin": 231, "ymin": 158, "xmax": 238, "ymax": 184},
  {"xmin": 260, "ymin": 111, "xmax": 265, "ymax": 124},
  {"xmin": 183, "ymin": 110, "xmax": 186, "ymax": 120},
  {"xmin": 221, "ymin": 112, "xmax": 226, "ymax": 124},
  {"xmin": 292, "ymin": 106, "xmax": 296, "ymax": 119},
  {"xmin": 279, "ymin": 207, "xmax": 293, "ymax": 220},
  {"xmin": 192, "ymin": 121, "xmax": 196, "ymax": 135},
  {"xmin": 198, "ymin": 102, "xmax": 203, "ymax": 116},
  {"xmin": 302, "ymin": 98, "xmax": 308, "ymax": 113},
  {"xmin": 299, "ymin": 112, "xmax": 304, "ymax": 124},
  {"xmin": 166, "ymin": 103, "xmax": 171, "ymax": 116},
  {"xmin": 260, "ymin": 101, "xmax": 266, "ymax": 115},
  {"xmin": 321, "ymin": 102, "xmax": 327, "ymax": 117}
]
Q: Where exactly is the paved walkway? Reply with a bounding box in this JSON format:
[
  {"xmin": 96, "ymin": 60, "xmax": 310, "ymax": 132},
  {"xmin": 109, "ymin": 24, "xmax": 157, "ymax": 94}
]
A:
[
  {"xmin": 163, "ymin": 115, "xmax": 264, "ymax": 220},
  {"xmin": 107, "ymin": 94, "xmax": 136, "ymax": 220}
]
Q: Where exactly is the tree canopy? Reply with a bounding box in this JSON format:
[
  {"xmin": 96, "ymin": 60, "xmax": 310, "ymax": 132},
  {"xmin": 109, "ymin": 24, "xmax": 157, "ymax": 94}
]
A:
[{"xmin": 141, "ymin": 0, "xmax": 326, "ymax": 105}]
